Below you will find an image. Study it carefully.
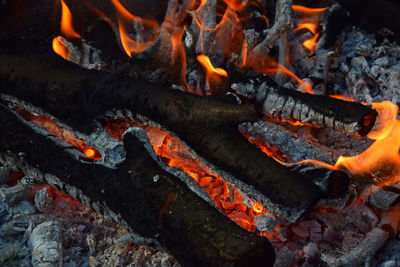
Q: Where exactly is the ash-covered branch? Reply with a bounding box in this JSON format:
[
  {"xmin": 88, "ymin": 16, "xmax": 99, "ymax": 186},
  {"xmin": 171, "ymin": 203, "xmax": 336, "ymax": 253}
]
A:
[
  {"xmin": 250, "ymin": 0, "xmax": 293, "ymax": 58},
  {"xmin": 233, "ymin": 80, "xmax": 378, "ymax": 137}
]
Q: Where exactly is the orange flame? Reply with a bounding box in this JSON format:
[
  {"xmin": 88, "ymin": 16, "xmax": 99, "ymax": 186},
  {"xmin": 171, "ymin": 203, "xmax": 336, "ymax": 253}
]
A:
[
  {"xmin": 247, "ymin": 56, "xmax": 313, "ymax": 93},
  {"xmin": 107, "ymin": 118, "xmax": 269, "ymax": 232},
  {"xmin": 52, "ymin": 36, "xmax": 69, "ymax": 60},
  {"xmin": 14, "ymin": 108, "xmax": 101, "ymax": 161},
  {"xmin": 246, "ymin": 99, "xmax": 400, "ymax": 187},
  {"xmin": 329, "ymin": 94, "xmax": 355, "ymax": 102},
  {"xmin": 296, "ymin": 22, "xmax": 317, "ymax": 35},
  {"xmin": 302, "ymin": 33, "xmax": 319, "ymax": 53},
  {"xmin": 292, "ymin": 5, "xmax": 327, "ymax": 54},
  {"xmin": 335, "ymin": 102, "xmax": 399, "ymax": 176},
  {"xmin": 197, "ymin": 55, "xmax": 228, "ymax": 78},
  {"xmin": 59, "ymin": 0, "xmax": 81, "ymax": 39},
  {"xmin": 197, "ymin": 55, "xmax": 228, "ymax": 95},
  {"xmin": 292, "ymin": 5, "xmax": 328, "ymax": 15},
  {"xmin": 110, "ymin": 0, "xmax": 159, "ymax": 57}
]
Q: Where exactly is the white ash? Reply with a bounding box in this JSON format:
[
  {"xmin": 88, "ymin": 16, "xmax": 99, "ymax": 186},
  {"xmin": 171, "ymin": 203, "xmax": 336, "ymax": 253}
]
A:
[
  {"xmin": 369, "ymin": 188, "xmax": 400, "ymax": 210},
  {"xmin": 333, "ymin": 27, "xmax": 400, "ymax": 104},
  {"xmin": 34, "ymin": 188, "xmax": 53, "ymax": 213},
  {"xmin": 0, "ymin": 180, "xmax": 33, "ymax": 206},
  {"xmin": 0, "ymin": 172, "xmax": 179, "ymax": 267},
  {"xmin": 322, "ymin": 227, "xmax": 389, "ymax": 266},
  {"xmin": 29, "ymin": 220, "xmax": 63, "ymax": 267}
]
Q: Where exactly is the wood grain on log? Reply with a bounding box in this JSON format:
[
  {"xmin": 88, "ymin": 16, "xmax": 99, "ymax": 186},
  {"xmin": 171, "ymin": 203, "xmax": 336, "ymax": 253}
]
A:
[
  {"xmin": 233, "ymin": 80, "xmax": 378, "ymax": 137},
  {"xmin": 0, "ymin": 105, "xmax": 276, "ymax": 267}
]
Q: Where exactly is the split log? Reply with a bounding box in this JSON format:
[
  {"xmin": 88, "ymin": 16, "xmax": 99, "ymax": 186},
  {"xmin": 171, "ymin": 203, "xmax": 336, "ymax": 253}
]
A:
[
  {"xmin": 0, "ymin": 53, "xmax": 321, "ymax": 221},
  {"xmin": 0, "ymin": 105, "xmax": 275, "ymax": 267},
  {"xmin": 233, "ymin": 80, "xmax": 378, "ymax": 137}
]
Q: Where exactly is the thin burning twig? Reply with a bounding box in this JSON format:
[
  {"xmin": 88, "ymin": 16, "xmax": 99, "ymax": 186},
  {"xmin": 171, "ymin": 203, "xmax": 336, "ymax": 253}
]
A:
[{"xmin": 250, "ymin": 0, "xmax": 294, "ymax": 58}]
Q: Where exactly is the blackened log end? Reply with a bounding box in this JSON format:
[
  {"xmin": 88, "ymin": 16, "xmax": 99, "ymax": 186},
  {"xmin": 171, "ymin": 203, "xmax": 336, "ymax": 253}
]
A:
[
  {"xmin": 327, "ymin": 170, "xmax": 350, "ymax": 198},
  {"xmin": 359, "ymin": 108, "xmax": 379, "ymax": 137}
]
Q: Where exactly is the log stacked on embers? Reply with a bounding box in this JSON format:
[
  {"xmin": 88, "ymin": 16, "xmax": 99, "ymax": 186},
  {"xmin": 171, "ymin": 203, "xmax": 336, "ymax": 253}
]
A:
[{"xmin": 2, "ymin": 0, "xmax": 400, "ymax": 266}]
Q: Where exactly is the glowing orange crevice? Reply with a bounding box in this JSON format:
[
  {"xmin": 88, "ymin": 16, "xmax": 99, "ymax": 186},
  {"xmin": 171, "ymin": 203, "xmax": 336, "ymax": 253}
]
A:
[
  {"xmin": 107, "ymin": 118, "xmax": 268, "ymax": 232},
  {"xmin": 14, "ymin": 108, "xmax": 101, "ymax": 161}
]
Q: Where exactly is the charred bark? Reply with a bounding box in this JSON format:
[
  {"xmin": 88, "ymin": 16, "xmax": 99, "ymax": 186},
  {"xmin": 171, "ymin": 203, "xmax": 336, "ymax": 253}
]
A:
[
  {"xmin": 0, "ymin": 53, "xmax": 322, "ymax": 221},
  {"xmin": 0, "ymin": 105, "xmax": 275, "ymax": 267},
  {"xmin": 233, "ymin": 80, "xmax": 378, "ymax": 137}
]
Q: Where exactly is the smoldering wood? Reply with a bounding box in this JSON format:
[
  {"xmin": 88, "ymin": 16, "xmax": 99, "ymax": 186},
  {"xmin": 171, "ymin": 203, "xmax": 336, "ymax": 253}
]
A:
[
  {"xmin": 0, "ymin": 53, "xmax": 321, "ymax": 222},
  {"xmin": 322, "ymin": 227, "xmax": 389, "ymax": 266},
  {"xmin": 0, "ymin": 105, "xmax": 276, "ymax": 267},
  {"xmin": 0, "ymin": 180, "xmax": 33, "ymax": 206},
  {"xmin": 250, "ymin": 0, "xmax": 294, "ymax": 59},
  {"xmin": 233, "ymin": 80, "xmax": 378, "ymax": 137},
  {"xmin": 239, "ymin": 121, "xmax": 349, "ymax": 197}
]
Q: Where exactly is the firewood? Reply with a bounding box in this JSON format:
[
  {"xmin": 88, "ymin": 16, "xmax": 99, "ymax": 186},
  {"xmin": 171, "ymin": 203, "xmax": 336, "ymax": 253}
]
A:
[
  {"xmin": 0, "ymin": 105, "xmax": 276, "ymax": 267},
  {"xmin": 0, "ymin": 53, "xmax": 322, "ymax": 222},
  {"xmin": 233, "ymin": 80, "xmax": 378, "ymax": 137}
]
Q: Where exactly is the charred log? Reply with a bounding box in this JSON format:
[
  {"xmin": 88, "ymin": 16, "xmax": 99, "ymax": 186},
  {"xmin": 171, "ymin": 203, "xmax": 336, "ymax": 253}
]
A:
[
  {"xmin": 0, "ymin": 53, "xmax": 321, "ymax": 221},
  {"xmin": 233, "ymin": 80, "xmax": 378, "ymax": 137},
  {"xmin": 0, "ymin": 105, "xmax": 275, "ymax": 267}
]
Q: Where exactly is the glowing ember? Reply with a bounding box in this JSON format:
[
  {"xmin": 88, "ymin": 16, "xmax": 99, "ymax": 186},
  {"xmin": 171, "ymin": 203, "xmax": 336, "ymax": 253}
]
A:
[
  {"xmin": 14, "ymin": 108, "xmax": 101, "ymax": 161},
  {"xmin": 107, "ymin": 118, "xmax": 268, "ymax": 232}
]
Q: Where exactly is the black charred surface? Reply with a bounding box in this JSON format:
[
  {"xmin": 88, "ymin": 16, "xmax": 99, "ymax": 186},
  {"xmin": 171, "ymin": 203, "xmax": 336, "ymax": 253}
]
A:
[
  {"xmin": 277, "ymin": 88, "xmax": 378, "ymax": 137},
  {"xmin": 0, "ymin": 53, "xmax": 320, "ymax": 221},
  {"xmin": 0, "ymin": 105, "xmax": 275, "ymax": 267}
]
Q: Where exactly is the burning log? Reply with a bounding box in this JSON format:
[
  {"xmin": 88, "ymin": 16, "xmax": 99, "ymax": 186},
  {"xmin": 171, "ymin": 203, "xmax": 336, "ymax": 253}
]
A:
[
  {"xmin": 0, "ymin": 53, "xmax": 321, "ymax": 221},
  {"xmin": 233, "ymin": 80, "xmax": 378, "ymax": 137},
  {"xmin": 0, "ymin": 105, "xmax": 276, "ymax": 267},
  {"xmin": 239, "ymin": 121, "xmax": 350, "ymax": 197}
]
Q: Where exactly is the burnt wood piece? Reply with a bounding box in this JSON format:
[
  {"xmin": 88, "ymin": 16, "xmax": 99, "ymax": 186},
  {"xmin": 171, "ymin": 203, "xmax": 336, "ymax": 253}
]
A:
[
  {"xmin": 0, "ymin": 53, "xmax": 321, "ymax": 222},
  {"xmin": 233, "ymin": 81, "xmax": 378, "ymax": 137},
  {"xmin": 0, "ymin": 105, "xmax": 275, "ymax": 267},
  {"xmin": 239, "ymin": 121, "xmax": 350, "ymax": 197}
]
